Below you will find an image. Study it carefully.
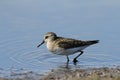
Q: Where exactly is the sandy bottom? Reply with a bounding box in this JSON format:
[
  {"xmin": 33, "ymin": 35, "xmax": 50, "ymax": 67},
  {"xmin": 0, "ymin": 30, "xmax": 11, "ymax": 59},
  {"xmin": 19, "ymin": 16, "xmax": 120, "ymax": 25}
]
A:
[{"xmin": 0, "ymin": 67, "xmax": 120, "ymax": 80}]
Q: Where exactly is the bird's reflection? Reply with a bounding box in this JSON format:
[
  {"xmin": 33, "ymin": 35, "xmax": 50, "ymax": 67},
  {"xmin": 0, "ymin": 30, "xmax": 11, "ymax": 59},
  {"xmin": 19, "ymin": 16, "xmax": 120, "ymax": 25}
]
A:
[
  {"xmin": 58, "ymin": 61, "xmax": 79, "ymax": 70},
  {"xmin": 51, "ymin": 62, "xmax": 82, "ymax": 76}
]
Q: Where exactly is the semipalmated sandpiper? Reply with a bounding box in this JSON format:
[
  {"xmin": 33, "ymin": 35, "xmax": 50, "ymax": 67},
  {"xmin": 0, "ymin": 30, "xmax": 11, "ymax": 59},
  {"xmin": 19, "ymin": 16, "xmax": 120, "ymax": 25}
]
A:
[{"xmin": 37, "ymin": 32, "xmax": 99, "ymax": 63}]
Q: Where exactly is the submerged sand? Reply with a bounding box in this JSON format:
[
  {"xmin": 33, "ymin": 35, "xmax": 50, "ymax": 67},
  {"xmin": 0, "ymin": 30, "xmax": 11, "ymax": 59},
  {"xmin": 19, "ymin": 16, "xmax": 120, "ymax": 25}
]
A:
[
  {"xmin": 0, "ymin": 66, "xmax": 120, "ymax": 80},
  {"xmin": 42, "ymin": 67, "xmax": 120, "ymax": 80}
]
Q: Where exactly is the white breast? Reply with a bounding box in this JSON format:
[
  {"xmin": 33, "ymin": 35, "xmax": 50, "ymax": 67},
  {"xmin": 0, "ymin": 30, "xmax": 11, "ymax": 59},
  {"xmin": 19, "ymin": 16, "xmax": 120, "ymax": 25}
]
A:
[
  {"xmin": 46, "ymin": 41, "xmax": 53, "ymax": 51},
  {"xmin": 52, "ymin": 46, "xmax": 89, "ymax": 55}
]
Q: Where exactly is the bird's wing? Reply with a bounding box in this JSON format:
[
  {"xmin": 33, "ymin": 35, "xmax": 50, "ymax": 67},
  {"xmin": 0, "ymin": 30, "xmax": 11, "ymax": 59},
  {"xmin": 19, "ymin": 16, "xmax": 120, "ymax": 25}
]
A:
[{"xmin": 57, "ymin": 38, "xmax": 89, "ymax": 49}]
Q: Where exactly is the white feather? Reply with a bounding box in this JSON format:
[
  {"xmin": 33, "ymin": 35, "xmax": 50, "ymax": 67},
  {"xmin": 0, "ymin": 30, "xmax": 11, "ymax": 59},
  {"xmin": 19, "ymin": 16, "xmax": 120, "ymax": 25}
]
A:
[{"xmin": 52, "ymin": 46, "xmax": 89, "ymax": 55}]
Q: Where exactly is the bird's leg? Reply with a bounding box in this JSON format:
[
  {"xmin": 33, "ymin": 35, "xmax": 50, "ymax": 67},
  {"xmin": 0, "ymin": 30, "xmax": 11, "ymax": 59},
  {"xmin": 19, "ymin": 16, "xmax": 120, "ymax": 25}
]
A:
[
  {"xmin": 66, "ymin": 55, "xmax": 69, "ymax": 62},
  {"xmin": 73, "ymin": 51, "xmax": 84, "ymax": 63},
  {"xmin": 66, "ymin": 55, "xmax": 69, "ymax": 68}
]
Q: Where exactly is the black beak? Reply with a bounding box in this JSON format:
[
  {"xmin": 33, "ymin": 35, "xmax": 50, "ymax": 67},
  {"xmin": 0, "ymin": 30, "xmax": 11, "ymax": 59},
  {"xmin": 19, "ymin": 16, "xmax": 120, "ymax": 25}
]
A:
[{"xmin": 37, "ymin": 40, "xmax": 44, "ymax": 47}]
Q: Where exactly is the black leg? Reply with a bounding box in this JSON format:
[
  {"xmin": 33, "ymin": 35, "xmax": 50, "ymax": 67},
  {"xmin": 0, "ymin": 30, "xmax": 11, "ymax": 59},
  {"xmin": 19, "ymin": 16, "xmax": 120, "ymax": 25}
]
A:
[
  {"xmin": 73, "ymin": 51, "xmax": 84, "ymax": 63},
  {"xmin": 64, "ymin": 56, "xmax": 69, "ymax": 68},
  {"xmin": 66, "ymin": 55, "xmax": 69, "ymax": 62}
]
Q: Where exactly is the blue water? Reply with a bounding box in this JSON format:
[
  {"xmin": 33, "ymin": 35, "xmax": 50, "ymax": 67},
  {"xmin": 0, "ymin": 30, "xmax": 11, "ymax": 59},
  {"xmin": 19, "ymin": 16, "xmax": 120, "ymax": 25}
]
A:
[{"xmin": 0, "ymin": 0, "xmax": 120, "ymax": 77}]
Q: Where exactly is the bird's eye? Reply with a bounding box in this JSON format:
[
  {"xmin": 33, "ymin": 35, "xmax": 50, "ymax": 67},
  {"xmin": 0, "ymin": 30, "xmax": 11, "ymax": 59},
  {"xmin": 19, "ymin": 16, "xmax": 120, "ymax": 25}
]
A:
[{"xmin": 45, "ymin": 36, "xmax": 48, "ymax": 39}]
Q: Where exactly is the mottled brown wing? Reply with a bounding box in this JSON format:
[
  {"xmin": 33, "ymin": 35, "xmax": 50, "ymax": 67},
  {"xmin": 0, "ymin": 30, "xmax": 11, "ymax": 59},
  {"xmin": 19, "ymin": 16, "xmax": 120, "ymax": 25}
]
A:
[
  {"xmin": 58, "ymin": 39, "xmax": 88, "ymax": 49},
  {"xmin": 58, "ymin": 38, "xmax": 99, "ymax": 49}
]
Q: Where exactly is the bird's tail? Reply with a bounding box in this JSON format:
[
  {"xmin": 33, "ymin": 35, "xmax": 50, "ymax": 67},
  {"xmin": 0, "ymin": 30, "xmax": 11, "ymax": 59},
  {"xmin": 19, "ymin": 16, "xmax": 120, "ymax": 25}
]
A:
[{"xmin": 87, "ymin": 40, "xmax": 99, "ymax": 45}]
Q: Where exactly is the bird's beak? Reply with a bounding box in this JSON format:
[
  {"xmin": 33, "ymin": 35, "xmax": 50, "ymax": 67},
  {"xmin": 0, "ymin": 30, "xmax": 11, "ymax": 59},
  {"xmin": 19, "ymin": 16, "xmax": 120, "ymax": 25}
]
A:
[{"xmin": 37, "ymin": 40, "xmax": 44, "ymax": 47}]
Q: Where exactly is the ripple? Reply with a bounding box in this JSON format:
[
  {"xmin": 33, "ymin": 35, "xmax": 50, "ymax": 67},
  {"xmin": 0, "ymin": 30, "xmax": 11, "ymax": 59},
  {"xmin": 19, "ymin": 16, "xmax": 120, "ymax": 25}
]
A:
[
  {"xmin": 0, "ymin": 34, "xmax": 120, "ymax": 74},
  {"xmin": 0, "ymin": 35, "xmax": 66, "ymax": 72}
]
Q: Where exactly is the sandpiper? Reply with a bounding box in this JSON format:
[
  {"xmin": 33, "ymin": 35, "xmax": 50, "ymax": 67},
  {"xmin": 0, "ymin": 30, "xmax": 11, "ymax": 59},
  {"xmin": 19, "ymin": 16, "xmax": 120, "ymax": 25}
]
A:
[{"xmin": 37, "ymin": 32, "xmax": 99, "ymax": 63}]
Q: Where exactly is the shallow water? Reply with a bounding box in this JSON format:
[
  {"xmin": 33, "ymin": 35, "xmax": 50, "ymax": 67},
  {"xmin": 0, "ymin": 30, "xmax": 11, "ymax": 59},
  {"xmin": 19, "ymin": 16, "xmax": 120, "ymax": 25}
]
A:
[{"xmin": 0, "ymin": 0, "xmax": 120, "ymax": 77}]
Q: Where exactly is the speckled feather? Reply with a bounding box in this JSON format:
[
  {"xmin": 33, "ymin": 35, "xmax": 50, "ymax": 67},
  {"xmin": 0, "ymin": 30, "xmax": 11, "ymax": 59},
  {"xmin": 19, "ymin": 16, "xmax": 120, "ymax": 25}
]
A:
[
  {"xmin": 52, "ymin": 37, "xmax": 99, "ymax": 49},
  {"xmin": 37, "ymin": 32, "xmax": 99, "ymax": 61}
]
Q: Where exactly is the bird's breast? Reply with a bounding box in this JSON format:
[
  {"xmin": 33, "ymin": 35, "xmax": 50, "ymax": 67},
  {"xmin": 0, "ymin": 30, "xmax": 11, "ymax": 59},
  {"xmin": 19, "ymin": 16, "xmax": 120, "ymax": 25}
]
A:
[
  {"xmin": 46, "ymin": 42, "xmax": 53, "ymax": 51},
  {"xmin": 46, "ymin": 41, "xmax": 64, "ymax": 54}
]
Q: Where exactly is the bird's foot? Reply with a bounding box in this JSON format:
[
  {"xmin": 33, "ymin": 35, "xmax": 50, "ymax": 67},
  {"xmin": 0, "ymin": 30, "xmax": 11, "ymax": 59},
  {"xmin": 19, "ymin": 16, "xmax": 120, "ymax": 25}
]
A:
[
  {"xmin": 73, "ymin": 59, "xmax": 78, "ymax": 65},
  {"xmin": 73, "ymin": 58, "xmax": 78, "ymax": 63}
]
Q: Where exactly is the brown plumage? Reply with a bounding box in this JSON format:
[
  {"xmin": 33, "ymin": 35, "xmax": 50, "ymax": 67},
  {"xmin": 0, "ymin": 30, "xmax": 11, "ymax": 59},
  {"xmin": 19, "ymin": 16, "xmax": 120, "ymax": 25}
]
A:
[
  {"xmin": 37, "ymin": 32, "xmax": 99, "ymax": 63},
  {"xmin": 56, "ymin": 37, "xmax": 99, "ymax": 49}
]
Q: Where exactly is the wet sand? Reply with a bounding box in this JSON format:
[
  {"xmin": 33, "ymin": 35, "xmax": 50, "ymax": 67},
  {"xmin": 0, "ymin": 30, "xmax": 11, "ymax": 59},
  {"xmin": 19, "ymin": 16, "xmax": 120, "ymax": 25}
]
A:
[
  {"xmin": 0, "ymin": 66, "xmax": 120, "ymax": 80},
  {"xmin": 42, "ymin": 66, "xmax": 120, "ymax": 80}
]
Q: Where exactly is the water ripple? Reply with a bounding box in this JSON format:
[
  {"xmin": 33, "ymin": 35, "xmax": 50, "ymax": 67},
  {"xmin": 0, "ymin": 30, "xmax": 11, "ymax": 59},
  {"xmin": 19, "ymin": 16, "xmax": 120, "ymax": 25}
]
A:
[{"xmin": 0, "ymin": 35, "xmax": 120, "ymax": 74}]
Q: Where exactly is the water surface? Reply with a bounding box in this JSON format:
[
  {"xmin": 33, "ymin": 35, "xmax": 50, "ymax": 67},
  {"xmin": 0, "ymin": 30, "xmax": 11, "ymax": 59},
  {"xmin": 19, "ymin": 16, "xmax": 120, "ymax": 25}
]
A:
[{"xmin": 0, "ymin": 0, "xmax": 120, "ymax": 77}]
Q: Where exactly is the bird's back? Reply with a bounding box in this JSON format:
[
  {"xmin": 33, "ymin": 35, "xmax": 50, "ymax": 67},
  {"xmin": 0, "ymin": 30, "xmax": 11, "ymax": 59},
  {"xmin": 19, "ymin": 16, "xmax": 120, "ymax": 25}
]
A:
[{"xmin": 54, "ymin": 37, "xmax": 99, "ymax": 49}]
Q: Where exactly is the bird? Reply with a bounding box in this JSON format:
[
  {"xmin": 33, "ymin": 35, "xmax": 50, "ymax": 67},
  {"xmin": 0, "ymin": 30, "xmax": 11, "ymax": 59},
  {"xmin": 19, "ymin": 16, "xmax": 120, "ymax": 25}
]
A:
[{"xmin": 37, "ymin": 32, "xmax": 99, "ymax": 63}]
